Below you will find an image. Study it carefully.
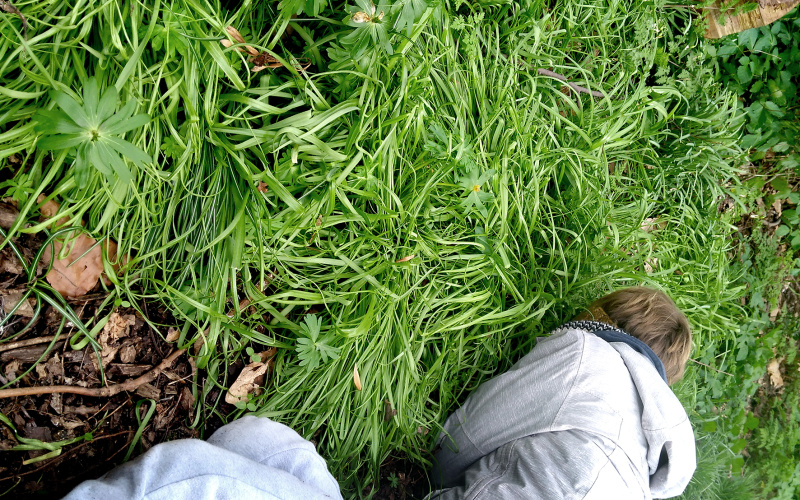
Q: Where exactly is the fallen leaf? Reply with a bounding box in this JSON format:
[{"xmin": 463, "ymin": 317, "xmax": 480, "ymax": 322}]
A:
[
  {"xmin": 50, "ymin": 393, "xmax": 63, "ymax": 415},
  {"xmin": 180, "ymin": 387, "xmax": 195, "ymax": 411},
  {"xmin": 353, "ymin": 364, "xmax": 362, "ymax": 391},
  {"xmin": 640, "ymin": 217, "xmax": 667, "ymax": 232},
  {"xmin": 769, "ymin": 306, "xmax": 781, "ymax": 322},
  {"xmin": 225, "ymin": 358, "xmax": 271, "ymax": 404},
  {"xmin": 395, "ymin": 254, "xmax": 415, "ymax": 263},
  {"xmin": 644, "ymin": 257, "xmax": 658, "ymax": 274},
  {"xmin": 38, "ymin": 195, "xmax": 122, "ymax": 297},
  {"xmin": 257, "ymin": 181, "xmax": 268, "ymax": 193},
  {"xmin": 0, "ymin": 247, "xmax": 24, "ymax": 274},
  {"xmin": 767, "ymin": 358, "xmax": 784, "ymax": 389},
  {"xmin": 119, "ymin": 345, "xmax": 137, "ymax": 364},
  {"xmin": 93, "ymin": 312, "xmax": 136, "ymax": 369},
  {"xmin": 4, "ymin": 359, "xmax": 21, "ymax": 380},
  {"xmin": 772, "ymin": 199, "xmax": 782, "ymax": 218},
  {"xmin": 166, "ymin": 327, "xmax": 180, "ymax": 343},
  {"xmin": 383, "ymin": 399, "xmax": 397, "ymax": 421},
  {"xmin": 0, "ymin": 290, "xmax": 35, "ymax": 317}
]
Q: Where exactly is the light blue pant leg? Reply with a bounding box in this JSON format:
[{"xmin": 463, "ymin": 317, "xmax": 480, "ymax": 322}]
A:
[{"xmin": 63, "ymin": 415, "xmax": 343, "ymax": 500}]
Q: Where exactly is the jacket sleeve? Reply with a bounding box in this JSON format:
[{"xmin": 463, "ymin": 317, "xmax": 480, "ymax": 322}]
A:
[
  {"xmin": 63, "ymin": 416, "xmax": 342, "ymax": 500},
  {"xmin": 432, "ymin": 329, "xmax": 585, "ymax": 487}
]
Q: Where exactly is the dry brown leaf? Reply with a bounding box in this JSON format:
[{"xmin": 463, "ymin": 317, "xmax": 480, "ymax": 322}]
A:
[
  {"xmin": 395, "ymin": 254, "xmax": 415, "ymax": 263},
  {"xmin": 50, "ymin": 393, "xmax": 63, "ymax": 415},
  {"xmin": 644, "ymin": 257, "xmax": 659, "ymax": 274},
  {"xmin": 769, "ymin": 306, "xmax": 781, "ymax": 322},
  {"xmin": 225, "ymin": 359, "xmax": 270, "ymax": 404},
  {"xmin": 94, "ymin": 313, "xmax": 136, "ymax": 369},
  {"xmin": 166, "ymin": 327, "xmax": 180, "ymax": 343},
  {"xmin": 353, "ymin": 364, "xmax": 362, "ymax": 391},
  {"xmin": 640, "ymin": 217, "xmax": 667, "ymax": 232},
  {"xmin": 43, "ymin": 235, "xmax": 107, "ymax": 297},
  {"xmin": 257, "ymin": 181, "xmax": 269, "ymax": 193},
  {"xmin": 4, "ymin": 359, "xmax": 21, "ymax": 380},
  {"xmin": 119, "ymin": 345, "xmax": 137, "ymax": 364},
  {"xmin": 38, "ymin": 195, "xmax": 122, "ymax": 298},
  {"xmin": 37, "ymin": 194, "xmax": 70, "ymax": 228},
  {"xmin": 767, "ymin": 358, "xmax": 784, "ymax": 388},
  {"xmin": 0, "ymin": 289, "xmax": 35, "ymax": 317}
]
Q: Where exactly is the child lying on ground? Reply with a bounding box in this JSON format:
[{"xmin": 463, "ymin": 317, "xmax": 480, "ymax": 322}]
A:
[
  {"xmin": 63, "ymin": 287, "xmax": 693, "ymax": 500},
  {"xmin": 429, "ymin": 287, "xmax": 696, "ymax": 499}
]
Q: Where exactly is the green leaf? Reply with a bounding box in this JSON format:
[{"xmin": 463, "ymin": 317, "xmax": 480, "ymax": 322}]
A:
[
  {"xmin": 737, "ymin": 65, "xmax": 752, "ymax": 85},
  {"xmin": 738, "ymin": 28, "xmax": 758, "ymax": 50},
  {"xmin": 97, "ymin": 86, "xmax": 119, "ymax": 123},
  {"xmin": 775, "ymin": 225, "xmax": 790, "ymax": 238},
  {"xmin": 104, "ymin": 137, "xmax": 152, "ymax": 167},
  {"xmin": 86, "ymin": 141, "xmax": 114, "ymax": 179},
  {"xmin": 34, "ymin": 109, "xmax": 84, "ymax": 134},
  {"xmin": 96, "ymin": 141, "xmax": 133, "ymax": 184},
  {"xmin": 51, "ymin": 91, "xmax": 91, "ymax": 129},
  {"xmin": 99, "ymin": 100, "xmax": 136, "ymax": 133},
  {"xmin": 717, "ymin": 44, "xmax": 737, "ymax": 57},
  {"xmin": 37, "ymin": 133, "xmax": 87, "ymax": 151},
  {"xmin": 101, "ymin": 113, "xmax": 150, "ymax": 136},
  {"xmin": 300, "ymin": 314, "xmax": 322, "ymax": 342},
  {"xmin": 74, "ymin": 143, "xmax": 92, "ymax": 188},
  {"xmin": 82, "ymin": 77, "xmax": 100, "ymax": 123}
]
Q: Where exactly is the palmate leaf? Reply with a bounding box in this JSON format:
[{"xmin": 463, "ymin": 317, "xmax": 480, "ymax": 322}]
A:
[
  {"xmin": 101, "ymin": 113, "xmax": 150, "ymax": 136},
  {"xmin": 37, "ymin": 133, "xmax": 87, "ymax": 151},
  {"xmin": 96, "ymin": 141, "xmax": 133, "ymax": 184},
  {"xmin": 98, "ymin": 100, "xmax": 136, "ymax": 134},
  {"xmin": 33, "ymin": 109, "xmax": 84, "ymax": 134},
  {"xmin": 296, "ymin": 314, "xmax": 340, "ymax": 371},
  {"xmin": 97, "ymin": 86, "xmax": 118, "ymax": 123},
  {"xmin": 82, "ymin": 78, "xmax": 100, "ymax": 123},
  {"xmin": 393, "ymin": 0, "xmax": 427, "ymax": 36},
  {"xmin": 104, "ymin": 136, "xmax": 152, "ymax": 167},
  {"xmin": 85, "ymin": 142, "xmax": 114, "ymax": 179},
  {"xmin": 50, "ymin": 91, "xmax": 91, "ymax": 129},
  {"xmin": 299, "ymin": 314, "xmax": 322, "ymax": 342},
  {"xmin": 458, "ymin": 168, "xmax": 496, "ymax": 217}
]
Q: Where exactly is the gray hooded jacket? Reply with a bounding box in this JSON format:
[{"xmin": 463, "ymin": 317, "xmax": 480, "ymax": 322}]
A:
[{"xmin": 430, "ymin": 327, "xmax": 696, "ymax": 499}]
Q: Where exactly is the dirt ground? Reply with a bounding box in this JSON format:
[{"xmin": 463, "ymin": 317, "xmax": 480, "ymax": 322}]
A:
[{"xmin": 0, "ymin": 296, "xmax": 199, "ymax": 498}]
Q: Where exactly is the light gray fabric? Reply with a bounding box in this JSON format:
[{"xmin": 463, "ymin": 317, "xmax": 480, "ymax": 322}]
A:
[
  {"xmin": 63, "ymin": 415, "xmax": 343, "ymax": 500},
  {"xmin": 431, "ymin": 327, "xmax": 695, "ymax": 499}
]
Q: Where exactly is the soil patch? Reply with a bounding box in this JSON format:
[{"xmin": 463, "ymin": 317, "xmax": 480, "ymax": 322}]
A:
[{"xmin": 0, "ymin": 293, "xmax": 199, "ymax": 498}]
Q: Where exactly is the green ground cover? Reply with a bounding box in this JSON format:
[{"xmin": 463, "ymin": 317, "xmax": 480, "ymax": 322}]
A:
[{"xmin": 1, "ymin": 0, "xmax": 798, "ymax": 497}]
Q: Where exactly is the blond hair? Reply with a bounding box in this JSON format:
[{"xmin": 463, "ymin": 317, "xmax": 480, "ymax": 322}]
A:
[{"xmin": 580, "ymin": 287, "xmax": 692, "ymax": 385}]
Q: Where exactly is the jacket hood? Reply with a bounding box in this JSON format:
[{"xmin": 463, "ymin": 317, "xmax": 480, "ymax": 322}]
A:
[{"xmin": 612, "ymin": 343, "xmax": 696, "ymax": 498}]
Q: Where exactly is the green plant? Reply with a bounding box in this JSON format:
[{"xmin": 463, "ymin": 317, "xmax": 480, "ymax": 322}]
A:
[
  {"xmin": 33, "ymin": 77, "xmax": 151, "ymax": 188},
  {"xmin": 714, "ymin": 8, "xmax": 800, "ymax": 169},
  {"xmin": 296, "ymin": 314, "xmax": 341, "ymax": 371}
]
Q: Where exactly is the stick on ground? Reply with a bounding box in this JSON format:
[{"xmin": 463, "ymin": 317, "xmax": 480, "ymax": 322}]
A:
[{"xmin": 0, "ymin": 349, "xmax": 186, "ymax": 398}]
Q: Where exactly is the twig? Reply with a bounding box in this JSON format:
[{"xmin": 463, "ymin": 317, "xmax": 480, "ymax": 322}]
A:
[
  {"xmin": 0, "ymin": 334, "xmax": 64, "ymax": 353},
  {"xmin": 689, "ymin": 358, "xmax": 734, "ymax": 377},
  {"xmin": 0, "ymin": 349, "xmax": 185, "ymax": 398},
  {"xmin": 0, "ymin": 1, "xmax": 28, "ymax": 40},
  {"xmin": 537, "ymin": 68, "xmax": 607, "ymax": 98}
]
